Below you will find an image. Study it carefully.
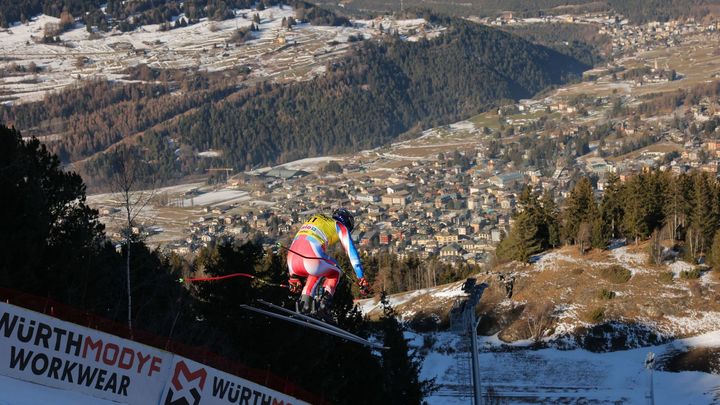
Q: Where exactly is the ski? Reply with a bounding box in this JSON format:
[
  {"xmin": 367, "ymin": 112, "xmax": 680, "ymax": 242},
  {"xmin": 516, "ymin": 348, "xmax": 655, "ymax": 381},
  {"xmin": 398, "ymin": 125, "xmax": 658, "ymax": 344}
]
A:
[
  {"xmin": 256, "ymin": 299, "xmax": 364, "ymax": 340},
  {"xmin": 241, "ymin": 302, "xmax": 388, "ymax": 350}
]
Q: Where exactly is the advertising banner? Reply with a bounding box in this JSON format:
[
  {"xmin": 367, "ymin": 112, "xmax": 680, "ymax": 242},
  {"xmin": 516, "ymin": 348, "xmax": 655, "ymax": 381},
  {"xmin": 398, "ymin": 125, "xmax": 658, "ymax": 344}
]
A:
[
  {"xmin": 160, "ymin": 356, "xmax": 309, "ymax": 405},
  {"xmin": 0, "ymin": 301, "xmax": 173, "ymax": 405}
]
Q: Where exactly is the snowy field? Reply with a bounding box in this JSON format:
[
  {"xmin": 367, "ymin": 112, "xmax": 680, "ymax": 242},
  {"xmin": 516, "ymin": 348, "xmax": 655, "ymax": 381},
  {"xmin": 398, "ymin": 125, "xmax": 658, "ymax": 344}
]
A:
[
  {"xmin": 182, "ymin": 189, "xmax": 250, "ymax": 206},
  {"xmin": 419, "ymin": 330, "xmax": 720, "ymax": 404}
]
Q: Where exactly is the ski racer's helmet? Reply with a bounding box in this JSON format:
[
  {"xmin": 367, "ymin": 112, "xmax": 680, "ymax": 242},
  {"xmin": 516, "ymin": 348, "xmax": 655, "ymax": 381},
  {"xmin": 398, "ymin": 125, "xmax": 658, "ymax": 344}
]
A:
[{"xmin": 332, "ymin": 208, "xmax": 355, "ymax": 233}]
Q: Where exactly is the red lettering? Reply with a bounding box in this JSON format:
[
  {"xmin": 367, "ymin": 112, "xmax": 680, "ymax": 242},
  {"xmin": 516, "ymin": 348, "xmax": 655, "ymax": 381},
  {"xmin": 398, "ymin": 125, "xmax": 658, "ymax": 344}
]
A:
[
  {"xmin": 82, "ymin": 337, "xmax": 103, "ymax": 361},
  {"xmin": 102, "ymin": 343, "xmax": 119, "ymax": 366},
  {"xmin": 171, "ymin": 361, "xmax": 207, "ymax": 390},
  {"xmin": 136, "ymin": 352, "xmax": 151, "ymax": 374},
  {"xmin": 118, "ymin": 347, "xmax": 134, "ymax": 370},
  {"xmin": 149, "ymin": 356, "xmax": 162, "ymax": 376}
]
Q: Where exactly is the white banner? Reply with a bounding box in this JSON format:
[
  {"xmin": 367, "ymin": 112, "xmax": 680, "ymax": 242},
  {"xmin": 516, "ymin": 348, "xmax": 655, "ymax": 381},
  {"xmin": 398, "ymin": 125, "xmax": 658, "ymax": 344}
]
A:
[
  {"xmin": 0, "ymin": 301, "xmax": 173, "ymax": 405},
  {"xmin": 160, "ymin": 356, "xmax": 309, "ymax": 405}
]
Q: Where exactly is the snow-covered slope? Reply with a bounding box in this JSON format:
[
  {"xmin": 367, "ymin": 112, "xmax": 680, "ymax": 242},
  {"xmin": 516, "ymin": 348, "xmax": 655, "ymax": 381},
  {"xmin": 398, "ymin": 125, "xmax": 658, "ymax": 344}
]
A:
[{"xmin": 419, "ymin": 330, "xmax": 720, "ymax": 404}]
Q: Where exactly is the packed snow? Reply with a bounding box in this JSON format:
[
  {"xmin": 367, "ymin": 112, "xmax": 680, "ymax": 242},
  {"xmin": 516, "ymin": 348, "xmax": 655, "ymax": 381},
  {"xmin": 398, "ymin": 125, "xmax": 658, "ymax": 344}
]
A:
[
  {"xmin": 418, "ymin": 330, "xmax": 720, "ymax": 404},
  {"xmin": 182, "ymin": 189, "xmax": 250, "ymax": 206}
]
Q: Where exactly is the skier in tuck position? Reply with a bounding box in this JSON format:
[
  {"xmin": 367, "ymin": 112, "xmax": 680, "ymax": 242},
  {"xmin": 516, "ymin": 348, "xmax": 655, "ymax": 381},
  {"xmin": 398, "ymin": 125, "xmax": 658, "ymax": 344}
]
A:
[{"xmin": 287, "ymin": 208, "xmax": 369, "ymax": 315}]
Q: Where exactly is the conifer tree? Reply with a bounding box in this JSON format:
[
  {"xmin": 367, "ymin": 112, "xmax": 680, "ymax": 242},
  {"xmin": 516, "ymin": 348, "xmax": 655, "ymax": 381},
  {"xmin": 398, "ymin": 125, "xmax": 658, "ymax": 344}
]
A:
[
  {"xmin": 562, "ymin": 177, "xmax": 597, "ymax": 245},
  {"xmin": 591, "ymin": 215, "xmax": 610, "ymax": 249},
  {"xmin": 0, "ymin": 125, "xmax": 110, "ymax": 306},
  {"xmin": 623, "ymin": 175, "xmax": 648, "ymax": 244},
  {"xmin": 600, "ymin": 173, "xmax": 624, "ymax": 239},
  {"xmin": 688, "ymin": 173, "xmax": 713, "ymax": 259},
  {"xmin": 497, "ymin": 186, "xmax": 545, "ymax": 262},
  {"xmin": 541, "ymin": 190, "xmax": 560, "ymax": 248},
  {"xmin": 379, "ymin": 293, "xmax": 435, "ymax": 404},
  {"xmin": 709, "ymin": 229, "xmax": 720, "ymax": 269}
]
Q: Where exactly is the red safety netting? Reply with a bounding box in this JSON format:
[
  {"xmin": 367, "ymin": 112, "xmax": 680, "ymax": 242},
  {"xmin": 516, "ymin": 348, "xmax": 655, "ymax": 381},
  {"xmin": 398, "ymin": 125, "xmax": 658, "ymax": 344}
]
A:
[{"xmin": 0, "ymin": 287, "xmax": 330, "ymax": 405}]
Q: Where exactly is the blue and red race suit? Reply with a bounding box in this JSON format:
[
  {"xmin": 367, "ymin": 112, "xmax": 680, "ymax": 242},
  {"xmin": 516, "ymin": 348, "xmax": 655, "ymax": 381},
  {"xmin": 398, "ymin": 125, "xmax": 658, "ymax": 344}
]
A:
[{"xmin": 287, "ymin": 213, "xmax": 364, "ymax": 296}]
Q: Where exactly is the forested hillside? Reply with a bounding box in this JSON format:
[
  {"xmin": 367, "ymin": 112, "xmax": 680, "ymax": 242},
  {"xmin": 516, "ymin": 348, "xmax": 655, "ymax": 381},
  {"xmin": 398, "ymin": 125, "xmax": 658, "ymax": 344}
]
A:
[
  {"xmin": 498, "ymin": 171, "xmax": 720, "ymax": 266},
  {"xmin": 313, "ymin": 0, "xmax": 720, "ymax": 23},
  {"xmin": 499, "ymin": 23, "xmax": 611, "ymax": 67},
  {"xmin": 0, "ymin": 0, "xmax": 349, "ymax": 29},
  {"xmin": 78, "ymin": 21, "xmax": 585, "ymax": 187}
]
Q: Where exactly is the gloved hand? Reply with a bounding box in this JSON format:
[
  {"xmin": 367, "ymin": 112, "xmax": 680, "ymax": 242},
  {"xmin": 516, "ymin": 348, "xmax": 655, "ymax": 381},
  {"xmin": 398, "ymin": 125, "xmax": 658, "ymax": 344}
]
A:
[{"xmin": 357, "ymin": 277, "xmax": 371, "ymax": 296}]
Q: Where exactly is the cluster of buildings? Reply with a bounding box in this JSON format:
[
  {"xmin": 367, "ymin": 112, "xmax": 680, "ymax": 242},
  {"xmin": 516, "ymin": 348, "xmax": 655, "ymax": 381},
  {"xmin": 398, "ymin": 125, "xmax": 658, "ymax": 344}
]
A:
[{"xmin": 95, "ymin": 12, "xmax": 720, "ymax": 267}]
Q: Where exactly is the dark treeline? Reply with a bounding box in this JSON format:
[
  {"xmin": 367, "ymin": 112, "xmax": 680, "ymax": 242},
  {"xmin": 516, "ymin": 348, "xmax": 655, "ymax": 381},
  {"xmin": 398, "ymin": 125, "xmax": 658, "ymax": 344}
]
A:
[
  {"xmin": 0, "ymin": 123, "xmax": 434, "ymax": 404},
  {"xmin": 0, "ymin": 0, "xmax": 350, "ymax": 29},
  {"xmin": 638, "ymin": 80, "xmax": 720, "ymax": 115},
  {"xmin": 313, "ymin": 0, "xmax": 603, "ymax": 19},
  {"xmin": 3, "ymin": 73, "xmax": 238, "ymax": 181},
  {"xmin": 499, "ymin": 171, "xmax": 720, "ymax": 267},
  {"xmin": 312, "ymin": 0, "xmax": 720, "ymax": 23},
  {"xmin": 500, "ymin": 23, "xmax": 611, "ymax": 67},
  {"xmin": 360, "ymin": 251, "xmax": 479, "ymax": 295},
  {"xmin": 607, "ymin": 0, "xmax": 720, "ymax": 23}
]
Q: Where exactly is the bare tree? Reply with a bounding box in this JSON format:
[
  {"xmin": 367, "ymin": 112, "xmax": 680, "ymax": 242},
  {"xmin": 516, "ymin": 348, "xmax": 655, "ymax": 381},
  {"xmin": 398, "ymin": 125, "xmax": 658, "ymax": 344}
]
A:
[
  {"xmin": 525, "ymin": 301, "xmax": 554, "ymax": 343},
  {"xmin": 109, "ymin": 146, "xmax": 155, "ymax": 333},
  {"xmin": 577, "ymin": 222, "xmax": 592, "ymax": 255}
]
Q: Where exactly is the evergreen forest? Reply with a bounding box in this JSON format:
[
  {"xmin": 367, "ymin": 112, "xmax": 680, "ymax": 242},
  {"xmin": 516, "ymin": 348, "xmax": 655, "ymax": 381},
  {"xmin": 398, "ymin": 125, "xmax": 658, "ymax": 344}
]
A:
[
  {"xmin": 498, "ymin": 171, "xmax": 720, "ymax": 268},
  {"xmin": 0, "ymin": 0, "xmax": 349, "ymax": 29}
]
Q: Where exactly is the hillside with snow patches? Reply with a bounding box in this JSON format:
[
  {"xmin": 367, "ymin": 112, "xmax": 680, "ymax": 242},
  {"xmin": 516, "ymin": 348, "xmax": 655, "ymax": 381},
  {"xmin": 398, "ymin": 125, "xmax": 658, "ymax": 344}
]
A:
[
  {"xmin": 359, "ymin": 241, "xmax": 720, "ymax": 403},
  {"xmin": 0, "ymin": 8, "xmax": 439, "ymax": 105}
]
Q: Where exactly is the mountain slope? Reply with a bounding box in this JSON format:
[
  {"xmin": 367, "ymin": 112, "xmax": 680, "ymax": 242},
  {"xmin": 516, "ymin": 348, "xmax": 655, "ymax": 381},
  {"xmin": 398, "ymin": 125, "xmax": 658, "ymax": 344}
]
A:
[
  {"xmin": 360, "ymin": 241, "xmax": 720, "ymax": 350},
  {"xmin": 120, "ymin": 20, "xmax": 587, "ymax": 178}
]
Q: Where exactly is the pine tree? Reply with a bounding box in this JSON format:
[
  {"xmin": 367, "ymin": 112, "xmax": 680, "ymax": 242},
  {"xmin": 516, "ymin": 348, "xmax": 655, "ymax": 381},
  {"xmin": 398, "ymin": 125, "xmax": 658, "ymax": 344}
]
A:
[
  {"xmin": 688, "ymin": 173, "xmax": 713, "ymax": 259},
  {"xmin": 497, "ymin": 186, "xmax": 545, "ymax": 262},
  {"xmin": 541, "ymin": 190, "xmax": 560, "ymax": 248},
  {"xmin": 600, "ymin": 173, "xmax": 624, "ymax": 239},
  {"xmin": 591, "ymin": 215, "xmax": 610, "ymax": 249},
  {"xmin": 0, "ymin": 125, "xmax": 109, "ymax": 305},
  {"xmin": 563, "ymin": 177, "xmax": 597, "ymax": 245},
  {"xmin": 709, "ymin": 230, "xmax": 720, "ymax": 269},
  {"xmin": 516, "ymin": 210, "xmax": 543, "ymax": 262},
  {"xmin": 379, "ymin": 293, "xmax": 435, "ymax": 404},
  {"xmin": 623, "ymin": 175, "xmax": 649, "ymax": 244}
]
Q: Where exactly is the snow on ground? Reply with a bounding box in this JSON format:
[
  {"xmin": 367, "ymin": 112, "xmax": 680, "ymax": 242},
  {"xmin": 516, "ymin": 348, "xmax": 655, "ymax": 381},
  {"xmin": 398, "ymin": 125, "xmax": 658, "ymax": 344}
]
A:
[
  {"xmin": 611, "ymin": 246, "xmax": 652, "ymax": 275},
  {"xmin": 669, "ymin": 260, "xmax": 695, "ymax": 278},
  {"xmin": 182, "ymin": 189, "xmax": 249, "ymax": 206},
  {"xmin": 275, "ymin": 156, "xmax": 342, "ymax": 171},
  {"xmin": 197, "ymin": 150, "xmax": 222, "ymax": 158},
  {"xmin": 532, "ymin": 251, "xmax": 581, "ymax": 272},
  {"xmin": 662, "ymin": 311, "xmax": 720, "ymax": 336},
  {"xmin": 0, "ymin": 10, "xmax": 444, "ymax": 104},
  {"xmin": 360, "ymin": 288, "xmax": 429, "ymax": 314},
  {"xmin": 418, "ymin": 330, "xmax": 720, "ymax": 404},
  {"xmin": 0, "ymin": 374, "xmax": 120, "ymax": 405},
  {"xmin": 430, "ymin": 283, "xmax": 468, "ymax": 299}
]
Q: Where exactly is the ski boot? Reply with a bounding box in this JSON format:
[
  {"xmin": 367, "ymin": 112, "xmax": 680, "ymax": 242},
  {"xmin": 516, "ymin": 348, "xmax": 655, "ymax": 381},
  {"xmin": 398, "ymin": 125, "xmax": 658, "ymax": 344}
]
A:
[
  {"xmin": 314, "ymin": 291, "xmax": 335, "ymax": 323},
  {"xmin": 297, "ymin": 294, "xmax": 313, "ymax": 314}
]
